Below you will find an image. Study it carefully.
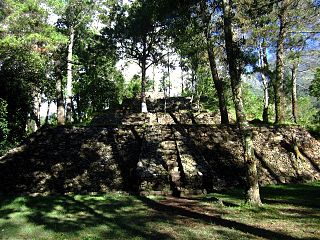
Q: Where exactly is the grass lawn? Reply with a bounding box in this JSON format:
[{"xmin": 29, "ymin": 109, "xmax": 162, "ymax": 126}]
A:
[{"xmin": 0, "ymin": 181, "xmax": 319, "ymax": 240}]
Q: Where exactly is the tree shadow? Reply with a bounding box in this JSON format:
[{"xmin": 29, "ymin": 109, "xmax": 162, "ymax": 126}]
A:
[
  {"xmin": 168, "ymin": 111, "xmax": 246, "ymax": 192},
  {"xmin": 136, "ymin": 125, "xmax": 182, "ymax": 195},
  {"xmin": 260, "ymin": 183, "xmax": 320, "ymax": 209},
  {"xmin": 0, "ymin": 194, "xmax": 174, "ymax": 239},
  {"xmin": 136, "ymin": 195, "xmax": 306, "ymax": 240},
  {"xmin": 0, "ymin": 126, "xmax": 143, "ymax": 194},
  {"xmin": 100, "ymin": 126, "xmax": 143, "ymax": 192},
  {"xmin": 254, "ymin": 150, "xmax": 284, "ymax": 183}
]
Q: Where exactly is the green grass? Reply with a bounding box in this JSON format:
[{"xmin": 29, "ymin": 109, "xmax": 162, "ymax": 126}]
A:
[{"xmin": 0, "ymin": 182, "xmax": 320, "ymax": 240}]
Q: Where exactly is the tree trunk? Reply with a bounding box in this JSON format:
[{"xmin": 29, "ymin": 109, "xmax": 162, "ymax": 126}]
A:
[
  {"xmin": 222, "ymin": 0, "xmax": 262, "ymax": 206},
  {"xmin": 152, "ymin": 65, "xmax": 156, "ymax": 92},
  {"xmin": 141, "ymin": 63, "xmax": 148, "ymax": 112},
  {"xmin": 44, "ymin": 100, "xmax": 51, "ymax": 125},
  {"xmin": 244, "ymin": 130, "xmax": 261, "ymax": 205},
  {"xmin": 207, "ymin": 47, "xmax": 229, "ymax": 124},
  {"xmin": 181, "ymin": 71, "xmax": 184, "ymax": 95},
  {"xmin": 199, "ymin": 0, "xmax": 229, "ymax": 125},
  {"xmin": 66, "ymin": 26, "xmax": 75, "ymax": 122},
  {"xmin": 180, "ymin": 57, "xmax": 184, "ymax": 95},
  {"xmin": 55, "ymin": 60, "xmax": 65, "ymax": 125},
  {"xmin": 32, "ymin": 89, "xmax": 41, "ymax": 132},
  {"xmin": 274, "ymin": 3, "xmax": 287, "ymax": 124},
  {"xmin": 167, "ymin": 52, "xmax": 171, "ymax": 97},
  {"xmin": 291, "ymin": 62, "xmax": 298, "ymax": 123},
  {"xmin": 191, "ymin": 70, "xmax": 195, "ymax": 94},
  {"xmin": 259, "ymin": 43, "xmax": 269, "ymax": 123},
  {"xmin": 262, "ymin": 74, "xmax": 269, "ymax": 123}
]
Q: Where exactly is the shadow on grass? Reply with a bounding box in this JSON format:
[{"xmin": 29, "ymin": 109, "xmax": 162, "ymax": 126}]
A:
[
  {"xmin": 0, "ymin": 194, "xmax": 174, "ymax": 239},
  {"xmin": 136, "ymin": 196, "xmax": 304, "ymax": 240},
  {"xmin": 1, "ymin": 186, "xmax": 319, "ymax": 240},
  {"xmin": 260, "ymin": 182, "xmax": 320, "ymax": 209},
  {"xmin": 202, "ymin": 182, "xmax": 320, "ymax": 209}
]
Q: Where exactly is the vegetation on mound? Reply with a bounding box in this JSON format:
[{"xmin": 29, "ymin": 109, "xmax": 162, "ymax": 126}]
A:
[{"xmin": 0, "ymin": 182, "xmax": 319, "ymax": 240}]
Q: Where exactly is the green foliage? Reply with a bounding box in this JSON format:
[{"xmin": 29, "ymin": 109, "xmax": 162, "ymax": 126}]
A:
[
  {"xmin": 0, "ymin": 99, "xmax": 9, "ymax": 154},
  {"xmin": 309, "ymin": 68, "xmax": 320, "ymax": 124},
  {"xmin": 310, "ymin": 68, "xmax": 320, "ymax": 101},
  {"xmin": 72, "ymin": 28, "xmax": 124, "ymax": 122},
  {"xmin": 123, "ymin": 75, "xmax": 153, "ymax": 99},
  {"xmin": 296, "ymin": 96, "xmax": 319, "ymax": 125},
  {"xmin": 0, "ymin": 0, "xmax": 66, "ymax": 140},
  {"xmin": 102, "ymin": 0, "xmax": 169, "ymax": 75},
  {"xmin": 124, "ymin": 75, "xmax": 142, "ymax": 99},
  {"xmin": 242, "ymin": 83, "xmax": 263, "ymax": 120}
]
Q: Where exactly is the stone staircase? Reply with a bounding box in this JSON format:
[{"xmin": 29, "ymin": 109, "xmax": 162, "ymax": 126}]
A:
[{"xmin": 91, "ymin": 97, "xmax": 223, "ymax": 126}]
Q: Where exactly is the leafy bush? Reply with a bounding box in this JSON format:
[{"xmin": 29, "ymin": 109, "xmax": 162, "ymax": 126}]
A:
[
  {"xmin": 242, "ymin": 83, "xmax": 264, "ymax": 120},
  {"xmin": 296, "ymin": 96, "xmax": 318, "ymax": 125}
]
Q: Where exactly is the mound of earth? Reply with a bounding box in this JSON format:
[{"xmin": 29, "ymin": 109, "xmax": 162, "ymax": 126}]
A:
[{"xmin": 1, "ymin": 123, "xmax": 319, "ymax": 195}]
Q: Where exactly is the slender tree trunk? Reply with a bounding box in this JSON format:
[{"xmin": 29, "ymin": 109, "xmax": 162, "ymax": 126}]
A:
[
  {"xmin": 55, "ymin": 60, "xmax": 65, "ymax": 125},
  {"xmin": 291, "ymin": 62, "xmax": 298, "ymax": 123},
  {"xmin": 191, "ymin": 70, "xmax": 195, "ymax": 94},
  {"xmin": 66, "ymin": 26, "xmax": 75, "ymax": 122},
  {"xmin": 222, "ymin": 0, "xmax": 262, "ymax": 206},
  {"xmin": 180, "ymin": 56, "xmax": 184, "ymax": 95},
  {"xmin": 262, "ymin": 74, "xmax": 269, "ymax": 123},
  {"xmin": 274, "ymin": 4, "xmax": 287, "ymax": 124},
  {"xmin": 152, "ymin": 65, "xmax": 155, "ymax": 92},
  {"xmin": 32, "ymin": 89, "xmax": 41, "ymax": 132},
  {"xmin": 44, "ymin": 100, "xmax": 51, "ymax": 125},
  {"xmin": 141, "ymin": 62, "xmax": 148, "ymax": 112},
  {"xmin": 199, "ymin": 0, "xmax": 229, "ymax": 124},
  {"xmin": 259, "ymin": 43, "xmax": 269, "ymax": 123},
  {"xmin": 207, "ymin": 47, "xmax": 229, "ymax": 124},
  {"xmin": 181, "ymin": 72, "xmax": 184, "ymax": 95},
  {"xmin": 167, "ymin": 51, "xmax": 171, "ymax": 97}
]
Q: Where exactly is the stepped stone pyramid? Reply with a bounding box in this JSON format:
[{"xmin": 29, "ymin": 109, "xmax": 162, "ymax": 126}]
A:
[{"xmin": 1, "ymin": 97, "xmax": 320, "ymax": 195}]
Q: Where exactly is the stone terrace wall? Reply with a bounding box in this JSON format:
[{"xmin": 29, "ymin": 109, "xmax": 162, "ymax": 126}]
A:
[{"xmin": 1, "ymin": 124, "xmax": 319, "ymax": 195}]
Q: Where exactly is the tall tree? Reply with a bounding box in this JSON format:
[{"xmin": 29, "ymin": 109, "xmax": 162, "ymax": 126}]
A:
[
  {"xmin": 222, "ymin": 0, "xmax": 262, "ymax": 206},
  {"xmin": 258, "ymin": 41, "xmax": 272, "ymax": 123},
  {"xmin": 243, "ymin": 0, "xmax": 276, "ymax": 123},
  {"xmin": 273, "ymin": 0, "xmax": 319, "ymax": 124},
  {"xmin": 199, "ymin": 0, "xmax": 229, "ymax": 124},
  {"xmin": 0, "ymin": 0, "xmax": 66, "ymax": 135},
  {"xmin": 56, "ymin": 0, "xmax": 96, "ymax": 122},
  {"xmin": 102, "ymin": 0, "xmax": 168, "ymax": 112},
  {"xmin": 73, "ymin": 30, "xmax": 125, "ymax": 121}
]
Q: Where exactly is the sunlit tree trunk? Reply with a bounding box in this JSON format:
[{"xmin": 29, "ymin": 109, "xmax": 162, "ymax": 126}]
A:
[
  {"xmin": 167, "ymin": 51, "xmax": 171, "ymax": 97},
  {"xmin": 55, "ymin": 60, "xmax": 65, "ymax": 125},
  {"xmin": 140, "ymin": 36, "xmax": 148, "ymax": 113},
  {"xmin": 274, "ymin": 2, "xmax": 288, "ymax": 124},
  {"xmin": 262, "ymin": 74, "xmax": 269, "ymax": 123},
  {"xmin": 31, "ymin": 89, "xmax": 41, "ymax": 132},
  {"xmin": 291, "ymin": 61, "xmax": 298, "ymax": 123},
  {"xmin": 222, "ymin": 0, "xmax": 262, "ymax": 206},
  {"xmin": 259, "ymin": 42, "xmax": 269, "ymax": 123},
  {"xmin": 141, "ymin": 61, "xmax": 148, "ymax": 113},
  {"xmin": 66, "ymin": 26, "xmax": 75, "ymax": 122}
]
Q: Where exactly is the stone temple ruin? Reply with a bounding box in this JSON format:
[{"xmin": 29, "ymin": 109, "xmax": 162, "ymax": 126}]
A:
[{"xmin": 1, "ymin": 97, "xmax": 320, "ymax": 195}]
